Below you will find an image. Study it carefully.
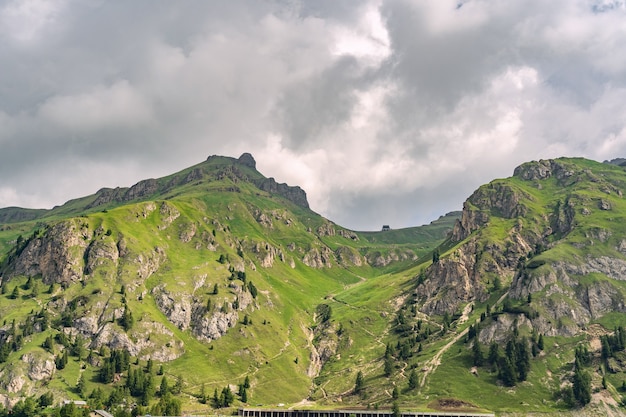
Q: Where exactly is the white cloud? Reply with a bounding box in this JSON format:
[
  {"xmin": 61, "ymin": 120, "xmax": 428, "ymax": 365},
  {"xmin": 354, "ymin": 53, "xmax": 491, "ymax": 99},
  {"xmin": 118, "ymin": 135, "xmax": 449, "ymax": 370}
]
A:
[
  {"xmin": 0, "ymin": 0, "xmax": 67, "ymax": 43},
  {"xmin": 331, "ymin": 1, "xmax": 391, "ymax": 67},
  {"xmin": 1, "ymin": 0, "xmax": 626, "ymax": 230},
  {"xmin": 38, "ymin": 80, "xmax": 153, "ymax": 131}
]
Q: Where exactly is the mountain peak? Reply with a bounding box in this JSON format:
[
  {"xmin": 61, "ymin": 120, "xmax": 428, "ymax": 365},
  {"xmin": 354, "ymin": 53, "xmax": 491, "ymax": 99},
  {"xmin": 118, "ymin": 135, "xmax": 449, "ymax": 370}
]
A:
[{"xmin": 237, "ymin": 152, "xmax": 256, "ymax": 169}]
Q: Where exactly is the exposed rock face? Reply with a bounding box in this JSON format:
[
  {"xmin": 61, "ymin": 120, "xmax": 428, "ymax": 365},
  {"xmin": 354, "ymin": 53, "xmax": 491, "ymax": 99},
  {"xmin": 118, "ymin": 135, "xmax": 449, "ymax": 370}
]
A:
[
  {"xmin": 179, "ymin": 222, "xmax": 197, "ymax": 243},
  {"xmin": 134, "ymin": 246, "xmax": 167, "ymax": 280},
  {"xmin": 254, "ymin": 177, "xmax": 309, "ymax": 209},
  {"xmin": 159, "ymin": 202, "xmax": 180, "ymax": 229},
  {"xmin": 21, "ymin": 353, "xmax": 55, "ymax": 381},
  {"xmin": 309, "ymin": 320, "xmax": 341, "ymax": 378},
  {"xmin": 303, "ymin": 247, "xmax": 333, "ymax": 268},
  {"xmin": 91, "ymin": 321, "xmax": 183, "ymax": 361},
  {"xmin": 88, "ymin": 187, "xmax": 127, "ymax": 208},
  {"xmin": 417, "ymin": 249, "xmax": 488, "ymax": 315},
  {"xmin": 424, "ymin": 158, "xmax": 626, "ymax": 342},
  {"xmin": 153, "ymin": 286, "xmax": 193, "ymax": 330},
  {"xmin": 9, "ymin": 220, "xmax": 89, "ymax": 284},
  {"xmin": 316, "ymin": 223, "xmax": 358, "ymax": 240},
  {"xmin": 125, "ymin": 179, "xmax": 159, "ymax": 200},
  {"xmin": 250, "ymin": 241, "xmax": 283, "ymax": 268},
  {"xmin": 365, "ymin": 249, "xmax": 417, "ymax": 267},
  {"xmin": 335, "ymin": 246, "xmax": 365, "ymax": 267},
  {"xmin": 513, "ymin": 159, "xmax": 574, "ymax": 182},
  {"xmin": 451, "ymin": 182, "xmax": 529, "ymax": 242},
  {"xmin": 85, "ymin": 237, "xmax": 119, "ymax": 274},
  {"xmin": 237, "ymin": 153, "xmax": 256, "ymax": 169},
  {"xmin": 87, "ymin": 179, "xmax": 159, "ymax": 209},
  {"xmin": 1, "ymin": 369, "xmax": 25, "ymax": 394},
  {"xmin": 191, "ymin": 283, "xmax": 254, "ymax": 341}
]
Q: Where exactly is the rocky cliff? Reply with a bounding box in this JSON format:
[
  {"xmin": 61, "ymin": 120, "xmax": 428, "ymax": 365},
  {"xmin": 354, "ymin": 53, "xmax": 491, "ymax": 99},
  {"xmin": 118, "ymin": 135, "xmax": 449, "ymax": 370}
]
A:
[{"xmin": 415, "ymin": 158, "xmax": 626, "ymax": 340}]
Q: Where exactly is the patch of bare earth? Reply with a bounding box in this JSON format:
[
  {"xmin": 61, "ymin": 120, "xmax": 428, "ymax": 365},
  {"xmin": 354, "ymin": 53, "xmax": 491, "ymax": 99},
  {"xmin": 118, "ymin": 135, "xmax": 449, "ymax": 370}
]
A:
[{"xmin": 428, "ymin": 398, "xmax": 478, "ymax": 411}]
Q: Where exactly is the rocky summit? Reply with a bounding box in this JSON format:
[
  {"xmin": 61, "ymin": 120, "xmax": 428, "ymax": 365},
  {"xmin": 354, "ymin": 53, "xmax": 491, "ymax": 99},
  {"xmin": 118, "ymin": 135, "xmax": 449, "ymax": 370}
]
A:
[{"xmin": 1, "ymin": 155, "xmax": 626, "ymax": 416}]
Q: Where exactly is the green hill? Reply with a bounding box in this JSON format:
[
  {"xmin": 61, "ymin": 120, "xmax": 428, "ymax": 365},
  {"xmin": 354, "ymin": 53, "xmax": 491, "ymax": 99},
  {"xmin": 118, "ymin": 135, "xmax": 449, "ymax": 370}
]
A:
[
  {"xmin": 3, "ymin": 154, "xmax": 626, "ymax": 416},
  {"xmin": 0, "ymin": 153, "xmax": 456, "ymax": 415}
]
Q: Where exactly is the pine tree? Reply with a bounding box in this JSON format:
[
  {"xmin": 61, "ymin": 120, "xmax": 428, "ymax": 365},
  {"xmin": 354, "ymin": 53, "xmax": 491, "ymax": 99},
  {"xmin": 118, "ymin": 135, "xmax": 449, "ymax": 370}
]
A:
[
  {"xmin": 76, "ymin": 374, "xmax": 86, "ymax": 397},
  {"xmin": 392, "ymin": 401, "xmax": 401, "ymax": 417},
  {"xmin": 354, "ymin": 371, "xmax": 364, "ymax": 394},
  {"xmin": 120, "ymin": 306, "xmax": 134, "ymax": 331},
  {"xmin": 213, "ymin": 388, "xmax": 219, "ymax": 408},
  {"xmin": 497, "ymin": 356, "xmax": 517, "ymax": 387},
  {"xmin": 516, "ymin": 339, "xmax": 531, "ymax": 382},
  {"xmin": 159, "ymin": 376, "xmax": 169, "ymax": 397},
  {"xmin": 408, "ymin": 370, "xmax": 419, "ymax": 390},
  {"xmin": 573, "ymin": 368, "xmax": 591, "ymax": 405},
  {"xmin": 432, "ymin": 248, "xmax": 440, "ymax": 263},
  {"xmin": 199, "ymin": 383, "xmax": 207, "ymax": 404},
  {"xmin": 472, "ymin": 340, "xmax": 484, "ymax": 366},
  {"xmin": 248, "ymin": 281, "xmax": 258, "ymax": 298},
  {"xmin": 9, "ymin": 286, "xmax": 19, "ymax": 300},
  {"xmin": 384, "ymin": 356, "xmax": 394, "ymax": 377}
]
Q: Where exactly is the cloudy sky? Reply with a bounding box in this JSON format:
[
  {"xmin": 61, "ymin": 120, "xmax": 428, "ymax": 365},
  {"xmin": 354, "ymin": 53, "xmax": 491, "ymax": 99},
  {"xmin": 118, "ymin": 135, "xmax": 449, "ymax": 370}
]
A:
[{"xmin": 1, "ymin": 0, "xmax": 625, "ymax": 231}]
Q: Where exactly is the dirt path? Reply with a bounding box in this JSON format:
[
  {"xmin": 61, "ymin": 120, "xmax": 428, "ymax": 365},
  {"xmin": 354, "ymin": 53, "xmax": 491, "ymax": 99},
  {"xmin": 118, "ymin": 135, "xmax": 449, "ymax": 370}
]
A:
[
  {"xmin": 419, "ymin": 292, "xmax": 510, "ymax": 390},
  {"xmin": 419, "ymin": 302, "xmax": 473, "ymax": 388}
]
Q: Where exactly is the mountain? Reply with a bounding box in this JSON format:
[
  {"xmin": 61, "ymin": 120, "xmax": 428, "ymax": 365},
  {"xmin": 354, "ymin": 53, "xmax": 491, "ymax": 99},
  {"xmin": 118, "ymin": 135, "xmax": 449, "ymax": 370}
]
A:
[
  {"xmin": 0, "ymin": 153, "xmax": 457, "ymax": 415},
  {"xmin": 3, "ymin": 154, "xmax": 626, "ymax": 416},
  {"xmin": 403, "ymin": 157, "xmax": 626, "ymax": 413}
]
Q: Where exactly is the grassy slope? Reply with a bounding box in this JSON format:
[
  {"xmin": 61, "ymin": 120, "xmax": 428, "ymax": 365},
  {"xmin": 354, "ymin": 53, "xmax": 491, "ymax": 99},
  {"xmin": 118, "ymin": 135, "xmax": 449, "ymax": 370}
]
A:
[
  {"xmin": 410, "ymin": 159, "xmax": 626, "ymax": 411},
  {"xmin": 7, "ymin": 156, "xmax": 626, "ymax": 413},
  {"xmin": 0, "ymin": 157, "xmax": 457, "ymax": 412}
]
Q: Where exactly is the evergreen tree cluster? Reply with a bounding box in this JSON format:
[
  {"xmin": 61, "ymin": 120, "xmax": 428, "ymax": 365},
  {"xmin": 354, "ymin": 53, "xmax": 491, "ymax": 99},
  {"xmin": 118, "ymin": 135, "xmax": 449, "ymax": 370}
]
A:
[
  {"xmin": 473, "ymin": 335, "xmax": 533, "ymax": 387},
  {"xmin": 0, "ymin": 394, "xmax": 93, "ymax": 417},
  {"xmin": 98, "ymin": 349, "xmax": 131, "ymax": 383},
  {"xmin": 315, "ymin": 303, "xmax": 332, "ymax": 323},
  {"xmin": 600, "ymin": 326, "xmax": 626, "ymax": 361},
  {"xmin": 213, "ymin": 386, "xmax": 235, "ymax": 408},
  {"xmin": 560, "ymin": 345, "xmax": 592, "ymax": 408}
]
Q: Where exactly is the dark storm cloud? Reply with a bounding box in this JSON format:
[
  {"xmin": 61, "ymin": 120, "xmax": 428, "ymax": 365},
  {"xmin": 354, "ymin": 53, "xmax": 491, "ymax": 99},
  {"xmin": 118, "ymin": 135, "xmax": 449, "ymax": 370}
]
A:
[{"xmin": 1, "ymin": 0, "xmax": 625, "ymax": 230}]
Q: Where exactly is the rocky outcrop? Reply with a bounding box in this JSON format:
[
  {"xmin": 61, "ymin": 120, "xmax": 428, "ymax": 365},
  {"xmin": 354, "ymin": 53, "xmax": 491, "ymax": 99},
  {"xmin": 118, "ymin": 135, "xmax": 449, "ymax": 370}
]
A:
[
  {"xmin": 237, "ymin": 153, "xmax": 256, "ymax": 169},
  {"xmin": 254, "ymin": 177, "xmax": 309, "ymax": 209},
  {"xmin": 85, "ymin": 236, "xmax": 119, "ymax": 274},
  {"xmin": 303, "ymin": 247, "xmax": 333, "ymax": 268},
  {"xmin": 417, "ymin": 248, "xmax": 487, "ymax": 315},
  {"xmin": 191, "ymin": 283, "xmax": 254, "ymax": 341},
  {"xmin": 87, "ymin": 179, "xmax": 159, "ymax": 209},
  {"xmin": 21, "ymin": 353, "xmax": 55, "ymax": 382},
  {"xmin": 8, "ymin": 220, "xmax": 89, "ymax": 284},
  {"xmin": 452, "ymin": 182, "xmax": 529, "ymax": 242},
  {"xmin": 335, "ymin": 246, "xmax": 365, "ymax": 267},
  {"xmin": 316, "ymin": 223, "xmax": 359, "ymax": 240},
  {"xmin": 134, "ymin": 246, "xmax": 166, "ymax": 280},
  {"xmin": 513, "ymin": 159, "xmax": 573, "ymax": 181},
  {"xmin": 153, "ymin": 286, "xmax": 193, "ymax": 330},
  {"xmin": 88, "ymin": 187, "xmax": 127, "ymax": 208},
  {"xmin": 192, "ymin": 310, "xmax": 239, "ymax": 342},
  {"xmin": 158, "ymin": 202, "xmax": 180, "ymax": 229},
  {"xmin": 365, "ymin": 249, "xmax": 418, "ymax": 267},
  {"xmin": 125, "ymin": 179, "xmax": 159, "ymax": 201},
  {"xmin": 91, "ymin": 321, "xmax": 183, "ymax": 361},
  {"xmin": 179, "ymin": 222, "xmax": 197, "ymax": 243},
  {"xmin": 1, "ymin": 367, "xmax": 26, "ymax": 394},
  {"xmin": 250, "ymin": 241, "xmax": 283, "ymax": 268}
]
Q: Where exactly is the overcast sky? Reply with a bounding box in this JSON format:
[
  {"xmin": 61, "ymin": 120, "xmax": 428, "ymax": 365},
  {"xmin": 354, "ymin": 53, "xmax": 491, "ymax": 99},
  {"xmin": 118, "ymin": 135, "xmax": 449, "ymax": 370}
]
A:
[{"xmin": 1, "ymin": 0, "xmax": 625, "ymax": 231}]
